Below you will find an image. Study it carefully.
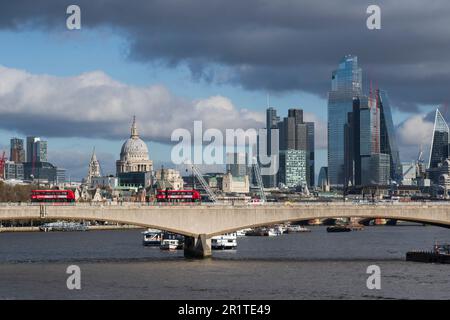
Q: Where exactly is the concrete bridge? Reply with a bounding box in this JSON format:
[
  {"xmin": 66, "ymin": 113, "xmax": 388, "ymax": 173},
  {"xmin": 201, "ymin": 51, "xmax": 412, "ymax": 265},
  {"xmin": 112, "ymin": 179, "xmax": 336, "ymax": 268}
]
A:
[{"xmin": 1, "ymin": 202, "xmax": 450, "ymax": 258}]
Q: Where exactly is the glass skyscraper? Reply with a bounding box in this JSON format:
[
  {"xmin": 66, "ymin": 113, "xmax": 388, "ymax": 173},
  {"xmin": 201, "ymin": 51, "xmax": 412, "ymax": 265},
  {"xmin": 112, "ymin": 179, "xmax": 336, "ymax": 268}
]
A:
[
  {"xmin": 378, "ymin": 90, "xmax": 402, "ymax": 182},
  {"xmin": 10, "ymin": 138, "xmax": 25, "ymax": 163},
  {"xmin": 428, "ymin": 109, "xmax": 449, "ymax": 169},
  {"xmin": 261, "ymin": 107, "xmax": 280, "ymax": 188},
  {"xmin": 328, "ymin": 55, "xmax": 362, "ymax": 186},
  {"xmin": 344, "ymin": 95, "xmax": 390, "ymax": 187},
  {"xmin": 26, "ymin": 136, "xmax": 48, "ymax": 163}
]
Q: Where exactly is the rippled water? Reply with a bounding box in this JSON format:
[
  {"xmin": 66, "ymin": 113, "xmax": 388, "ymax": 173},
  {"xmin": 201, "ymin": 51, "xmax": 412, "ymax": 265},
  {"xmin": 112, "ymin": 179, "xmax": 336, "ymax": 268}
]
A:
[{"xmin": 0, "ymin": 226, "xmax": 449, "ymax": 299}]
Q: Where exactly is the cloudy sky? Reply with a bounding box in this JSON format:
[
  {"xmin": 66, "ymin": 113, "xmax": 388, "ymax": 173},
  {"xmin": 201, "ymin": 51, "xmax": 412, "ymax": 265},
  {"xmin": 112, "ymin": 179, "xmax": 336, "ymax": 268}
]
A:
[{"xmin": 0, "ymin": 0, "xmax": 448, "ymax": 179}]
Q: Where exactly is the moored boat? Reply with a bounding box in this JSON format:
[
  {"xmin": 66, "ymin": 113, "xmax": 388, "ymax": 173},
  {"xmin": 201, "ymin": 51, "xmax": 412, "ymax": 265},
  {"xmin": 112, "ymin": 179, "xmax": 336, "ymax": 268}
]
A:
[
  {"xmin": 406, "ymin": 243, "xmax": 450, "ymax": 264},
  {"xmin": 211, "ymin": 233, "xmax": 237, "ymax": 250},
  {"xmin": 326, "ymin": 225, "xmax": 351, "ymax": 233},
  {"xmin": 160, "ymin": 239, "xmax": 179, "ymax": 251},
  {"xmin": 142, "ymin": 229, "xmax": 162, "ymax": 246},
  {"xmin": 286, "ymin": 225, "xmax": 311, "ymax": 233}
]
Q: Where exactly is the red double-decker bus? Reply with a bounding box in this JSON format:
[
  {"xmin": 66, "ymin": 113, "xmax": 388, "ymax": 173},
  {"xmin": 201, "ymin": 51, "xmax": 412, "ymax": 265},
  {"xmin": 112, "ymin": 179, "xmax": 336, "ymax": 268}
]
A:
[
  {"xmin": 156, "ymin": 189, "xmax": 201, "ymax": 203},
  {"xmin": 31, "ymin": 190, "xmax": 76, "ymax": 203}
]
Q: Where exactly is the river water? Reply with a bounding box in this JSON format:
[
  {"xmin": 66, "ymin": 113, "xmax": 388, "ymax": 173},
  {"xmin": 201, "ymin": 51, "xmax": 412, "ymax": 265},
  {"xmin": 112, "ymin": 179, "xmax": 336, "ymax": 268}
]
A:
[{"xmin": 0, "ymin": 225, "xmax": 448, "ymax": 299}]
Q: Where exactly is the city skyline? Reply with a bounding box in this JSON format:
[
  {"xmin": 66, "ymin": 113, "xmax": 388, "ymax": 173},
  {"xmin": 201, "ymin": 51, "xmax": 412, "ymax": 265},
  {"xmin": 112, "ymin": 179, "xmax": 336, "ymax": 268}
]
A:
[{"xmin": 0, "ymin": 2, "xmax": 449, "ymax": 179}]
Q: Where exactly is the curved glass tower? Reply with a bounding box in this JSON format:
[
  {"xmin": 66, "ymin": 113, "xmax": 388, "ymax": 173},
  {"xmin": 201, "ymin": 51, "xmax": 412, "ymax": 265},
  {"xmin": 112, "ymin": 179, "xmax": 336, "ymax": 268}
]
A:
[
  {"xmin": 378, "ymin": 89, "xmax": 402, "ymax": 182},
  {"xmin": 428, "ymin": 109, "xmax": 449, "ymax": 169}
]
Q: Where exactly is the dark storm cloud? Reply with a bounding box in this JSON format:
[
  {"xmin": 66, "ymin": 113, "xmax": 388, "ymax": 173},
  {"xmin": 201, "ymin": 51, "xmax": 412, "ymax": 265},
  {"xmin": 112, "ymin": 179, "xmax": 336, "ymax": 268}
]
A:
[{"xmin": 1, "ymin": 0, "xmax": 450, "ymax": 111}]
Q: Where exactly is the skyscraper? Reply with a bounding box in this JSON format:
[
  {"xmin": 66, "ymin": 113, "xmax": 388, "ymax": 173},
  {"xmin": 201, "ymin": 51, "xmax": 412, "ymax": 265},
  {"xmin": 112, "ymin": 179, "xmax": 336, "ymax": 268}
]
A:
[
  {"xmin": 344, "ymin": 96, "xmax": 390, "ymax": 186},
  {"xmin": 428, "ymin": 109, "xmax": 449, "ymax": 169},
  {"xmin": 10, "ymin": 138, "xmax": 25, "ymax": 163},
  {"xmin": 278, "ymin": 149, "xmax": 307, "ymax": 188},
  {"xmin": 261, "ymin": 107, "xmax": 280, "ymax": 188},
  {"xmin": 328, "ymin": 55, "xmax": 362, "ymax": 186},
  {"xmin": 305, "ymin": 122, "xmax": 315, "ymax": 187},
  {"xmin": 277, "ymin": 108, "xmax": 314, "ymax": 188},
  {"xmin": 26, "ymin": 136, "xmax": 48, "ymax": 163},
  {"xmin": 377, "ymin": 90, "xmax": 402, "ymax": 182}
]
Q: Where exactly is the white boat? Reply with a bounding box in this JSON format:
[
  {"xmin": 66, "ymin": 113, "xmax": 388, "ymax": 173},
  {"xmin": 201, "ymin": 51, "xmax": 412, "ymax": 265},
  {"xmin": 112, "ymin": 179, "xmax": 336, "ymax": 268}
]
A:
[
  {"xmin": 39, "ymin": 221, "xmax": 88, "ymax": 232},
  {"xmin": 286, "ymin": 225, "xmax": 311, "ymax": 233},
  {"xmin": 267, "ymin": 228, "xmax": 280, "ymax": 236},
  {"xmin": 160, "ymin": 239, "xmax": 179, "ymax": 251},
  {"xmin": 236, "ymin": 228, "xmax": 251, "ymax": 237},
  {"xmin": 211, "ymin": 233, "xmax": 237, "ymax": 250},
  {"xmin": 142, "ymin": 229, "xmax": 162, "ymax": 246}
]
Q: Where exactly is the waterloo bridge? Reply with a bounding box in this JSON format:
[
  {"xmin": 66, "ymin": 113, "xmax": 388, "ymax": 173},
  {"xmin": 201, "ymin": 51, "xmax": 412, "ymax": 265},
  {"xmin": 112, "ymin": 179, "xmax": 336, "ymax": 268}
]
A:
[{"xmin": 1, "ymin": 202, "xmax": 449, "ymax": 258}]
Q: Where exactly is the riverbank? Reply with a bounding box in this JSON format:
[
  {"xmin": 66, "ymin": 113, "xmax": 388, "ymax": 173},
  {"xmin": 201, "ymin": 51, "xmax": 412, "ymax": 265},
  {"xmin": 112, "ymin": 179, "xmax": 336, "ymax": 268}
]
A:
[{"xmin": 0, "ymin": 225, "xmax": 142, "ymax": 233}]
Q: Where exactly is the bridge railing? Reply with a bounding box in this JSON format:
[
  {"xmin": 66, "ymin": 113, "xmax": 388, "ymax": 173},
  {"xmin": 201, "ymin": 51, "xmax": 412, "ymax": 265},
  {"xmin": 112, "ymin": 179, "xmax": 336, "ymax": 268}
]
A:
[{"xmin": 1, "ymin": 200, "xmax": 450, "ymax": 209}]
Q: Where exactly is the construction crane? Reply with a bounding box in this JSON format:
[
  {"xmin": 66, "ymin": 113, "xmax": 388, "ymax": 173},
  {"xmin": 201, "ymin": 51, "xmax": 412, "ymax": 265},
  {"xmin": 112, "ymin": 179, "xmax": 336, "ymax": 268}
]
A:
[
  {"xmin": 402, "ymin": 147, "xmax": 426, "ymax": 185},
  {"xmin": 251, "ymin": 157, "xmax": 266, "ymax": 203},
  {"xmin": 184, "ymin": 160, "xmax": 218, "ymax": 203}
]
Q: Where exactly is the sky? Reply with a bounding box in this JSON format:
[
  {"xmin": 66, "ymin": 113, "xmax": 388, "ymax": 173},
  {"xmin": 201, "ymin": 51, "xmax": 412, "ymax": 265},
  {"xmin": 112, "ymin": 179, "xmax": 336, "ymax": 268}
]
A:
[{"xmin": 0, "ymin": 0, "xmax": 448, "ymax": 180}]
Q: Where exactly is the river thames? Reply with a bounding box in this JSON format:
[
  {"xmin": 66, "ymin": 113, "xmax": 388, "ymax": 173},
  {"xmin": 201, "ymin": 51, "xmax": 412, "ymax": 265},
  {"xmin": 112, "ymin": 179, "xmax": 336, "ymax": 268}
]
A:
[{"xmin": 0, "ymin": 225, "xmax": 448, "ymax": 299}]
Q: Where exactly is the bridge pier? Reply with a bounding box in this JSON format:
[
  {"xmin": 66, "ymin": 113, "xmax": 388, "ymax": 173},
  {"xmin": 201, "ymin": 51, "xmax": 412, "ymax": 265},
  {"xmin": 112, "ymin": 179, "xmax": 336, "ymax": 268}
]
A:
[{"xmin": 184, "ymin": 234, "xmax": 211, "ymax": 259}]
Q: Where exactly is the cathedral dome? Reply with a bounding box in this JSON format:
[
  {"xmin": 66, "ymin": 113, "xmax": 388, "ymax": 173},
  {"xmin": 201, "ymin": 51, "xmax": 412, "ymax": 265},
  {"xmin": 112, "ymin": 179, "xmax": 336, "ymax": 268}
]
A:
[{"xmin": 120, "ymin": 117, "xmax": 149, "ymax": 161}]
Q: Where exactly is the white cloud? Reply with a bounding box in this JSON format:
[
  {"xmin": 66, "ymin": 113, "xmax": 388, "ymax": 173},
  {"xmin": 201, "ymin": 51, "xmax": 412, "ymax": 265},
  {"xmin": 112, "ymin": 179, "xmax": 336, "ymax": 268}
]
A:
[
  {"xmin": 397, "ymin": 115, "xmax": 433, "ymax": 147},
  {"xmin": 397, "ymin": 114, "xmax": 434, "ymax": 162},
  {"xmin": 0, "ymin": 65, "xmax": 264, "ymax": 142}
]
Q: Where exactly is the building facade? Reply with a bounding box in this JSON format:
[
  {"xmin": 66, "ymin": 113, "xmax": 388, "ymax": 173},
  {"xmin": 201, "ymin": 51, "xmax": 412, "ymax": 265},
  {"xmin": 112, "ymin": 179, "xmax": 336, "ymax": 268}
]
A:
[
  {"xmin": 155, "ymin": 168, "xmax": 184, "ymax": 190},
  {"xmin": 260, "ymin": 107, "xmax": 280, "ymax": 188},
  {"xmin": 26, "ymin": 136, "xmax": 48, "ymax": 163},
  {"xmin": 344, "ymin": 96, "xmax": 390, "ymax": 187},
  {"xmin": 377, "ymin": 90, "xmax": 402, "ymax": 182},
  {"xmin": 4, "ymin": 161, "xmax": 24, "ymax": 180},
  {"xmin": 23, "ymin": 161, "xmax": 57, "ymax": 183},
  {"xmin": 328, "ymin": 55, "xmax": 362, "ymax": 186},
  {"xmin": 278, "ymin": 149, "xmax": 307, "ymax": 188},
  {"xmin": 428, "ymin": 109, "xmax": 449, "ymax": 170},
  {"xmin": 10, "ymin": 138, "xmax": 25, "ymax": 163},
  {"xmin": 222, "ymin": 173, "xmax": 250, "ymax": 194}
]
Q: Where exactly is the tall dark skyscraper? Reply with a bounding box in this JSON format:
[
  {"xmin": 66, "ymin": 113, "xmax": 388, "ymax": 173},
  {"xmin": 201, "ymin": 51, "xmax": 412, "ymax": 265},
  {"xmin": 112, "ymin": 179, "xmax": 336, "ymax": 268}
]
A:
[
  {"xmin": 428, "ymin": 109, "xmax": 449, "ymax": 169},
  {"xmin": 10, "ymin": 138, "xmax": 25, "ymax": 163},
  {"xmin": 377, "ymin": 89, "xmax": 402, "ymax": 182},
  {"xmin": 344, "ymin": 96, "xmax": 390, "ymax": 186},
  {"xmin": 277, "ymin": 108, "xmax": 314, "ymax": 187},
  {"xmin": 26, "ymin": 136, "xmax": 48, "ymax": 163},
  {"xmin": 260, "ymin": 107, "xmax": 315, "ymax": 188},
  {"xmin": 261, "ymin": 107, "xmax": 280, "ymax": 188},
  {"xmin": 328, "ymin": 55, "xmax": 362, "ymax": 186}
]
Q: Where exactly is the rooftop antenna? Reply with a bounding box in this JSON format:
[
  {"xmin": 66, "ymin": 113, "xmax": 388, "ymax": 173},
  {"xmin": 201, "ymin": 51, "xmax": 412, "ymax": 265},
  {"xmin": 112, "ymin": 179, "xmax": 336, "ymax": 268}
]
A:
[{"xmin": 266, "ymin": 93, "xmax": 270, "ymax": 108}]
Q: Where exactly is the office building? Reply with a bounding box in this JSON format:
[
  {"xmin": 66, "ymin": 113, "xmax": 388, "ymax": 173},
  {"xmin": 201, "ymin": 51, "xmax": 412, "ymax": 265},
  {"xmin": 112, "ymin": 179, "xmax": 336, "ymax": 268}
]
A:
[
  {"xmin": 260, "ymin": 107, "xmax": 280, "ymax": 188},
  {"xmin": 277, "ymin": 108, "xmax": 315, "ymax": 188},
  {"xmin": 23, "ymin": 161, "xmax": 57, "ymax": 183},
  {"xmin": 10, "ymin": 138, "xmax": 25, "ymax": 163},
  {"xmin": 26, "ymin": 136, "xmax": 48, "ymax": 163},
  {"xmin": 428, "ymin": 109, "xmax": 449, "ymax": 169},
  {"xmin": 377, "ymin": 90, "xmax": 402, "ymax": 182},
  {"xmin": 4, "ymin": 161, "xmax": 24, "ymax": 180},
  {"xmin": 278, "ymin": 149, "xmax": 307, "ymax": 188},
  {"xmin": 344, "ymin": 96, "xmax": 390, "ymax": 187},
  {"xmin": 328, "ymin": 55, "xmax": 362, "ymax": 186}
]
